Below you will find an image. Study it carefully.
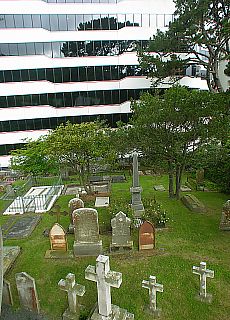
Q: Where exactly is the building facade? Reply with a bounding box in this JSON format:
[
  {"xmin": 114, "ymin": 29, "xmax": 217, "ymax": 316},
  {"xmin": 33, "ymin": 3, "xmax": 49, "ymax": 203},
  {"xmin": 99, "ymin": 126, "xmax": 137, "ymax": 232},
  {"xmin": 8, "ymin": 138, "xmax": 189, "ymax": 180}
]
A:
[{"xmin": 0, "ymin": 0, "xmax": 208, "ymax": 168}]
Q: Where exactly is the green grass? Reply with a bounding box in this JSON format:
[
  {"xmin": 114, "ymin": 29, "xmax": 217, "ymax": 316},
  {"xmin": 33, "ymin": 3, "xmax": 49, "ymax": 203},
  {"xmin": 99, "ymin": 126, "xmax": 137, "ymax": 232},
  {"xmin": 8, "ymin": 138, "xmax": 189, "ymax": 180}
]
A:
[{"xmin": 0, "ymin": 174, "xmax": 230, "ymax": 320}]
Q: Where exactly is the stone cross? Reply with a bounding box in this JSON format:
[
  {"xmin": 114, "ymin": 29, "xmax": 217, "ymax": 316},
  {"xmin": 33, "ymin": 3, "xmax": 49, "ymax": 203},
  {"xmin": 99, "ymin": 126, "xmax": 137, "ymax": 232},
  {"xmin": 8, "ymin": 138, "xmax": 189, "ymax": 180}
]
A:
[
  {"xmin": 58, "ymin": 273, "xmax": 85, "ymax": 319},
  {"xmin": 130, "ymin": 152, "xmax": 144, "ymax": 217},
  {"xmin": 85, "ymin": 255, "xmax": 122, "ymax": 317},
  {"xmin": 0, "ymin": 227, "xmax": 3, "ymax": 315},
  {"xmin": 15, "ymin": 272, "xmax": 40, "ymax": 313},
  {"xmin": 49, "ymin": 204, "xmax": 68, "ymax": 224},
  {"xmin": 192, "ymin": 261, "xmax": 214, "ymax": 302},
  {"xmin": 142, "ymin": 275, "xmax": 163, "ymax": 315}
]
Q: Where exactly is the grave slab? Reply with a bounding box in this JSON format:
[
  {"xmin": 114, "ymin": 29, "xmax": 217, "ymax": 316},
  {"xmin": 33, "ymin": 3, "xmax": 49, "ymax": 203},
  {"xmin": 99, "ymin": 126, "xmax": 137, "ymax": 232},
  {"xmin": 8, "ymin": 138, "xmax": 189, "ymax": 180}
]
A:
[
  {"xmin": 153, "ymin": 185, "xmax": 166, "ymax": 191},
  {"xmin": 2, "ymin": 215, "xmax": 41, "ymax": 240},
  {"xmin": 180, "ymin": 185, "xmax": 192, "ymax": 192},
  {"xmin": 3, "ymin": 246, "xmax": 21, "ymax": 275},
  {"xmin": 95, "ymin": 197, "xmax": 110, "ymax": 208},
  {"xmin": 181, "ymin": 194, "xmax": 206, "ymax": 213}
]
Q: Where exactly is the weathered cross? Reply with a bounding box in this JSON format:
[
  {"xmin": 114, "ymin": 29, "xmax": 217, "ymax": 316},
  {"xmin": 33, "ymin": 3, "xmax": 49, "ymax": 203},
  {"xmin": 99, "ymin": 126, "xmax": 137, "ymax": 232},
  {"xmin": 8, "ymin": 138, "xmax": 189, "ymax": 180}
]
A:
[
  {"xmin": 49, "ymin": 204, "xmax": 68, "ymax": 224},
  {"xmin": 58, "ymin": 273, "xmax": 85, "ymax": 316},
  {"xmin": 142, "ymin": 275, "xmax": 163, "ymax": 313},
  {"xmin": 85, "ymin": 255, "xmax": 122, "ymax": 317},
  {"xmin": 192, "ymin": 261, "xmax": 214, "ymax": 298}
]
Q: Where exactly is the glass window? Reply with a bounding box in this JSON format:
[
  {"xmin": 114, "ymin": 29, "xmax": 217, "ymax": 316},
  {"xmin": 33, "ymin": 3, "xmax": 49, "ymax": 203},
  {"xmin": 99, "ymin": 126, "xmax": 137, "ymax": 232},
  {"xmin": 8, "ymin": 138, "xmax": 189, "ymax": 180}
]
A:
[
  {"xmin": 26, "ymin": 43, "xmax": 35, "ymax": 55},
  {"xmin": 86, "ymin": 66, "xmax": 95, "ymax": 81},
  {"xmin": 46, "ymin": 68, "xmax": 54, "ymax": 82},
  {"xmin": 0, "ymin": 15, "xmax": 6, "ymax": 28},
  {"xmin": 8, "ymin": 44, "xmax": 18, "ymax": 56},
  {"xmin": 23, "ymin": 15, "xmax": 33, "ymax": 28},
  {"xmin": 0, "ymin": 71, "xmax": 4, "ymax": 82},
  {"xmin": 0, "ymin": 96, "xmax": 7, "ymax": 107},
  {"xmin": 40, "ymin": 93, "xmax": 48, "ymax": 105},
  {"xmin": 41, "ymin": 15, "xmax": 50, "ymax": 30},
  {"xmin": 49, "ymin": 15, "xmax": 59, "ymax": 31},
  {"xmin": 58, "ymin": 15, "xmax": 67, "ymax": 31},
  {"xmin": 44, "ymin": 42, "xmax": 52, "ymax": 57},
  {"xmin": 92, "ymin": 15, "xmax": 101, "ymax": 30},
  {"xmin": 34, "ymin": 42, "xmax": 44, "ymax": 55},
  {"xmin": 31, "ymin": 15, "xmax": 42, "ymax": 28},
  {"xmin": 4, "ymin": 70, "xmax": 13, "ymax": 82},
  {"xmin": 14, "ymin": 15, "xmax": 24, "ymax": 28},
  {"xmin": 54, "ymin": 68, "xmax": 63, "ymax": 82},
  {"xmin": 71, "ymin": 67, "xmax": 79, "ymax": 82},
  {"xmin": 0, "ymin": 44, "xmax": 9, "ymax": 56},
  {"xmin": 108, "ymin": 15, "xmax": 118, "ymax": 30},
  {"xmin": 76, "ymin": 15, "xmax": 84, "ymax": 30},
  {"xmin": 62, "ymin": 67, "xmax": 71, "ymax": 82},
  {"xmin": 12, "ymin": 70, "xmax": 21, "ymax": 82},
  {"xmin": 5, "ymin": 15, "xmax": 15, "ymax": 28},
  {"xmin": 29, "ymin": 69, "xmax": 38, "ymax": 81},
  {"xmin": 66, "ymin": 15, "xmax": 76, "ymax": 31},
  {"xmin": 7, "ymin": 96, "xmax": 16, "ymax": 108}
]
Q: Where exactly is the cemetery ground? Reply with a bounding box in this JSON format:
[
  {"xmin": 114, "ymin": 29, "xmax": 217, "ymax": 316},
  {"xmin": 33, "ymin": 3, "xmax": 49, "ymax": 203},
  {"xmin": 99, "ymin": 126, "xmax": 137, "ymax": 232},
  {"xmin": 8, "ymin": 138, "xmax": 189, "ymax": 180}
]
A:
[{"xmin": 0, "ymin": 174, "xmax": 229, "ymax": 320}]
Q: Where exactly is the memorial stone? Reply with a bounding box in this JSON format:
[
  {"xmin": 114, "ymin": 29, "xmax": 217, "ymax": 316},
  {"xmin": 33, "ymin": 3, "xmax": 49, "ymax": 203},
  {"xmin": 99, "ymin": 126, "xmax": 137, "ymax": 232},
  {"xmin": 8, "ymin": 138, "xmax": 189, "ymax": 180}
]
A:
[
  {"xmin": 58, "ymin": 273, "xmax": 85, "ymax": 320},
  {"xmin": 219, "ymin": 200, "xmax": 230, "ymax": 231},
  {"xmin": 68, "ymin": 197, "xmax": 84, "ymax": 233},
  {"xmin": 130, "ymin": 152, "xmax": 145, "ymax": 217},
  {"xmin": 196, "ymin": 169, "xmax": 205, "ymax": 185},
  {"xmin": 49, "ymin": 204, "xmax": 68, "ymax": 224},
  {"xmin": 2, "ymin": 215, "xmax": 41, "ymax": 239},
  {"xmin": 95, "ymin": 197, "xmax": 110, "ymax": 207},
  {"xmin": 181, "ymin": 194, "xmax": 206, "ymax": 213},
  {"xmin": 110, "ymin": 211, "xmax": 133, "ymax": 252},
  {"xmin": 153, "ymin": 185, "xmax": 166, "ymax": 192},
  {"xmin": 192, "ymin": 261, "xmax": 214, "ymax": 303},
  {"xmin": 73, "ymin": 208, "xmax": 102, "ymax": 256},
  {"xmin": 3, "ymin": 279, "xmax": 13, "ymax": 306},
  {"xmin": 49, "ymin": 223, "xmax": 68, "ymax": 251},
  {"xmin": 15, "ymin": 272, "xmax": 40, "ymax": 313},
  {"xmin": 142, "ymin": 275, "xmax": 163, "ymax": 317},
  {"xmin": 85, "ymin": 255, "xmax": 134, "ymax": 319},
  {"xmin": 139, "ymin": 221, "xmax": 155, "ymax": 250}
]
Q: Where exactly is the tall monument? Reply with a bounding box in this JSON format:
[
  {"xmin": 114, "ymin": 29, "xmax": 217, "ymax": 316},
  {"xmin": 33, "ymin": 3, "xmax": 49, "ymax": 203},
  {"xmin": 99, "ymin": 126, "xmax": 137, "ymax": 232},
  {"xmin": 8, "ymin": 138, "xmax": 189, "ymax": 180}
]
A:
[{"xmin": 130, "ymin": 152, "xmax": 145, "ymax": 217}]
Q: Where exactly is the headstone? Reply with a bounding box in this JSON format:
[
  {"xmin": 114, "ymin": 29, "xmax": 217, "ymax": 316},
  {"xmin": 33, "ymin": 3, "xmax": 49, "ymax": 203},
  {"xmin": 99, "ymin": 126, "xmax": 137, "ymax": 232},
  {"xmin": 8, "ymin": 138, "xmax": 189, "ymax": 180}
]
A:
[
  {"xmin": 3, "ymin": 246, "xmax": 21, "ymax": 275},
  {"xmin": 219, "ymin": 200, "xmax": 230, "ymax": 231},
  {"xmin": 68, "ymin": 197, "xmax": 84, "ymax": 233},
  {"xmin": 92, "ymin": 182, "xmax": 110, "ymax": 194},
  {"xmin": 196, "ymin": 169, "xmax": 204, "ymax": 185},
  {"xmin": 180, "ymin": 185, "xmax": 192, "ymax": 192},
  {"xmin": 110, "ymin": 211, "xmax": 133, "ymax": 252},
  {"xmin": 2, "ymin": 215, "xmax": 41, "ymax": 239},
  {"xmin": 153, "ymin": 185, "xmax": 166, "ymax": 192},
  {"xmin": 139, "ymin": 221, "xmax": 155, "ymax": 250},
  {"xmin": 192, "ymin": 261, "xmax": 214, "ymax": 303},
  {"xmin": 49, "ymin": 204, "xmax": 68, "ymax": 224},
  {"xmin": 0, "ymin": 228, "xmax": 3, "ymax": 315},
  {"xmin": 49, "ymin": 223, "xmax": 68, "ymax": 251},
  {"xmin": 15, "ymin": 272, "xmax": 40, "ymax": 313},
  {"xmin": 3, "ymin": 279, "xmax": 13, "ymax": 306},
  {"xmin": 111, "ymin": 175, "xmax": 126, "ymax": 183},
  {"xmin": 130, "ymin": 152, "xmax": 145, "ymax": 217},
  {"xmin": 58, "ymin": 273, "xmax": 85, "ymax": 320},
  {"xmin": 95, "ymin": 197, "xmax": 110, "ymax": 207},
  {"xmin": 142, "ymin": 275, "xmax": 163, "ymax": 316},
  {"xmin": 85, "ymin": 255, "xmax": 134, "ymax": 319},
  {"xmin": 73, "ymin": 208, "xmax": 102, "ymax": 256},
  {"xmin": 181, "ymin": 194, "xmax": 206, "ymax": 213}
]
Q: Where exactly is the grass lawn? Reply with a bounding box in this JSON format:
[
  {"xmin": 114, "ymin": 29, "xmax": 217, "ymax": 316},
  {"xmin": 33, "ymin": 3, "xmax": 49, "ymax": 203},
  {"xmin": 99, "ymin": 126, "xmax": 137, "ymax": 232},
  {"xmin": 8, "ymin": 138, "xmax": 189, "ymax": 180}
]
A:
[{"xmin": 1, "ymin": 174, "xmax": 230, "ymax": 320}]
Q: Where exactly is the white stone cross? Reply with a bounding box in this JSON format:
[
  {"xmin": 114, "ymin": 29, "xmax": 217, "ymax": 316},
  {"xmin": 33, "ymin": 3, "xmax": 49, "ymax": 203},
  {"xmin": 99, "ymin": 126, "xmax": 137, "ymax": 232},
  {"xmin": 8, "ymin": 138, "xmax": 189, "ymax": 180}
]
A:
[
  {"xmin": 192, "ymin": 261, "xmax": 214, "ymax": 299},
  {"xmin": 58, "ymin": 273, "xmax": 85, "ymax": 315},
  {"xmin": 85, "ymin": 255, "xmax": 122, "ymax": 317},
  {"xmin": 142, "ymin": 275, "xmax": 163, "ymax": 313}
]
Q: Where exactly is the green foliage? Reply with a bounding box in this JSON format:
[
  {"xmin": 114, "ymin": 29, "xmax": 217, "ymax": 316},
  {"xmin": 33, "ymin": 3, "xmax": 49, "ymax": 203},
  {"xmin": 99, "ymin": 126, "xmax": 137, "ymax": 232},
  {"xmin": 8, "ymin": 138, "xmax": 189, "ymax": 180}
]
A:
[
  {"xmin": 139, "ymin": 0, "xmax": 230, "ymax": 92},
  {"xmin": 143, "ymin": 198, "xmax": 169, "ymax": 227}
]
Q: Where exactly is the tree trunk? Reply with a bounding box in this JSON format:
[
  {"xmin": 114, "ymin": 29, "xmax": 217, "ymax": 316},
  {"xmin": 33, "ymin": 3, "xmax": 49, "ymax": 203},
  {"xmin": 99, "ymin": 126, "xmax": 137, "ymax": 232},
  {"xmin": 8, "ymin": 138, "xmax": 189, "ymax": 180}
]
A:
[
  {"xmin": 175, "ymin": 164, "xmax": 184, "ymax": 200},
  {"xmin": 168, "ymin": 160, "xmax": 174, "ymax": 198}
]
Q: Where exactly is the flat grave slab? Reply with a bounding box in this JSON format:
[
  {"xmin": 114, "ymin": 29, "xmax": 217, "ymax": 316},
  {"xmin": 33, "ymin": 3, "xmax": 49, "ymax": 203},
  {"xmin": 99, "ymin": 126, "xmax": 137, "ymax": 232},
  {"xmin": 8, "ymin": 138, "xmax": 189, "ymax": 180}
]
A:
[
  {"xmin": 2, "ymin": 215, "xmax": 41, "ymax": 239},
  {"xmin": 180, "ymin": 185, "xmax": 192, "ymax": 192},
  {"xmin": 3, "ymin": 246, "xmax": 21, "ymax": 275},
  {"xmin": 154, "ymin": 185, "xmax": 166, "ymax": 191},
  {"xmin": 181, "ymin": 194, "xmax": 206, "ymax": 213},
  {"xmin": 111, "ymin": 175, "xmax": 126, "ymax": 183},
  {"xmin": 95, "ymin": 197, "xmax": 110, "ymax": 207},
  {"xmin": 44, "ymin": 250, "xmax": 74, "ymax": 259},
  {"xmin": 64, "ymin": 185, "xmax": 80, "ymax": 195}
]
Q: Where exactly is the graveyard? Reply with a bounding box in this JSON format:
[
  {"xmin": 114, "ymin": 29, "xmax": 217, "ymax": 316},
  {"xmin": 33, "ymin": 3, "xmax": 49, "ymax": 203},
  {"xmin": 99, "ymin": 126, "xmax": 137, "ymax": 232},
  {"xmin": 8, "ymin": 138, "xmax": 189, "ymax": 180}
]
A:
[{"xmin": 0, "ymin": 171, "xmax": 229, "ymax": 320}]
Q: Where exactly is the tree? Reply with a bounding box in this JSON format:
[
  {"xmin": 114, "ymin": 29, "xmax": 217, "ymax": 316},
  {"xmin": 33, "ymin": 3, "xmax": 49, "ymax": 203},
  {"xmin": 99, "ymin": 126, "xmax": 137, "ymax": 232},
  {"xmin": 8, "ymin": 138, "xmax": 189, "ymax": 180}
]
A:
[
  {"xmin": 45, "ymin": 121, "xmax": 115, "ymax": 194},
  {"xmin": 10, "ymin": 137, "xmax": 58, "ymax": 176},
  {"xmin": 131, "ymin": 86, "xmax": 228, "ymax": 199},
  {"xmin": 138, "ymin": 0, "xmax": 230, "ymax": 92}
]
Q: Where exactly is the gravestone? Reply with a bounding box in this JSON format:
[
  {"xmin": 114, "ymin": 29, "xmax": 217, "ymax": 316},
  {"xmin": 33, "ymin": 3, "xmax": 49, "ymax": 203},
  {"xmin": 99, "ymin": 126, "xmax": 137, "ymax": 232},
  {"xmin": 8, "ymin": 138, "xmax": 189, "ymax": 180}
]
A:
[
  {"xmin": 49, "ymin": 204, "xmax": 68, "ymax": 224},
  {"xmin": 92, "ymin": 182, "xmax": 110, "ymax": 194},
  {"xmin": 219, "ymin": 200, "xmax": 230, "ymax": 231},
  {"xmin": 142, "ymin": 275, "xmax": 163, "ymax": 316},
  {"xmin": 139, "ymin": 221, "xmax": 155, "ymax": 250},
  {"xmin": 181, "ymin": 194, "xmax": 206, "ymax": 213},
  {"xmin": 73, "ymin": 208, "xmax": 102, "ymax": 256},
  {"xmin": 15, "ymin": 272, "xmax": 40, "ymax": 313},
  {"xmin": 0, "ymin": 228, "xmax": 3, "ymax": 315},
  {"xmin": 85, "ymin": 255, "xmax": 134, "ymax": 319},
  {"xmin": 130, "ymin": 152, "xmax": 145, "ymax": 217},
  {"xmin": 2, "ymin": 215, "xmax": 41, "ymax": 239},
  {"xmin": 180, "ymin": 185, "xmax": 192, "ymax": 192},
  {"xmin": 111, "ymin": 175, "xmax": 126, "ymax": 183},
  {"xmin": 153, "ymin": 185, "xmax": 166, "ymax": 192},
  {"xmin": 49, "ymin": 223, "xmax": 68, "ymax": 251},
  {"xmin": 3, "ymin": 246, "xmax": 21, "ymax": 275},
  {"xmin": 3, "ymin": 279, "xmax": 13, "ymax": 306},
  {"xmin": 68, "ymin": 197, "xmax": 84, "ymax": 233},
  {"xmin": 192, "ymin": 261, "xmax": 214, "ymax": 303},
  {"xmin": 95, "ymin": 197, "xmax": 110, "ymax": 207},
  {"xmin": 110, "ymin": 211, "xmax": 133, "ymax": 252},
  {"xmin": 58, "ymin": 273, "xmax": 85, "ymax": 320},
  {"xmin": 196, "ymin": 169, "xmax": 204, "ymax": 185}
]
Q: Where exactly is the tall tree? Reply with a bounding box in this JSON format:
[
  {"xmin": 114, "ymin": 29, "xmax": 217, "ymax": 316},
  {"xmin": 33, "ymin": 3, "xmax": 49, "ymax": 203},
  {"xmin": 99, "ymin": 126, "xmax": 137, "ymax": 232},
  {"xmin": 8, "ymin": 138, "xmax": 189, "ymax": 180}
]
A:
[
  {"xmin": 138, "ymin": 0, "xmax": 230, "ymax": 92},
  {"xmin": 131, "ymin": 86, "xmax": 228, "ymax": 198}
]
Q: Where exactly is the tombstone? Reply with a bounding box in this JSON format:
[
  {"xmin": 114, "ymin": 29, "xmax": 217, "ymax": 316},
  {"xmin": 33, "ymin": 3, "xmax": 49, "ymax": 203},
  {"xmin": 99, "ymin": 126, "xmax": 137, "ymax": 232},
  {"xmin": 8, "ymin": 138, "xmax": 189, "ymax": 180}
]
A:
[
  {"xmin": 110, "ymin": 211, "xmax": 133, "ymax": 252},
  {"xmin": 49, "ymin": 223, "xmax": 68, "ymax": 251},
  {"xmin": 181, "ymin": 194, "xmax": 206, "ymax": 213},
  {"xmin": 192, "ymin": 261, "xmax": 214, "ymax": 303},
  {"xmin": 130, "ymin": 152, "xmax": 145, "ymax": 217},
  {"xmin": 2, "ymin": 215, "xmax": 41, "ymax": 239},
  {"xmin": 73, "ymin": 208, "xmax": 102, "ymax": 256},
  {"xmin": 139, "ymin": 221, "xmax": 155, "ymax": 250},
  {"xmin": 3, "ymin": 279, "xmax": 13, "ymax": 306},
  {"xmin": 142, "ymin": 275, "xmax": 163, "ymax": 316},
  {"xmin": 68, "ymin": 197, "xmax": 84, "ymax": 233},
  {"xmin": 95, "ymin": 196, "xmax": 110, "ymax": 207},
  {"xmin": 15, "ymin": 272, "xmax": 40, "ymax": 313},
  {"xmin": 196, "ymin": 168, "xmax": 204, "ymax": 185},
  {"xmin": 0, "ymin": 228, "xmax": 3, "ymax": 315},
  {"xmin": 153, "ymin": 185, "xmax": 166, "ymax": 192},
  {"xmin": 3, "ymin": 246, "xmax": 21, "ymax": 275},
  {"xmin": 219, "ymin": 200, "xmax": 230, "ymax": 231},
  {"xmin": 58, "ymin": 273, "xmax": 85, "ymax": 320},
  {"xmin": 49, "ymin": 204, "xmax": 68, "ymax": 224},
  {"xmin": 111, "ymin": 175, "xmax": 126, "ymax": 183},
  {"xmin": 85, "ymin": 255, "xmax": 134, "ymax": 319},
  {"xmin": 180, "ymin": 185, "xmax": 192, "ymax": 192}
]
